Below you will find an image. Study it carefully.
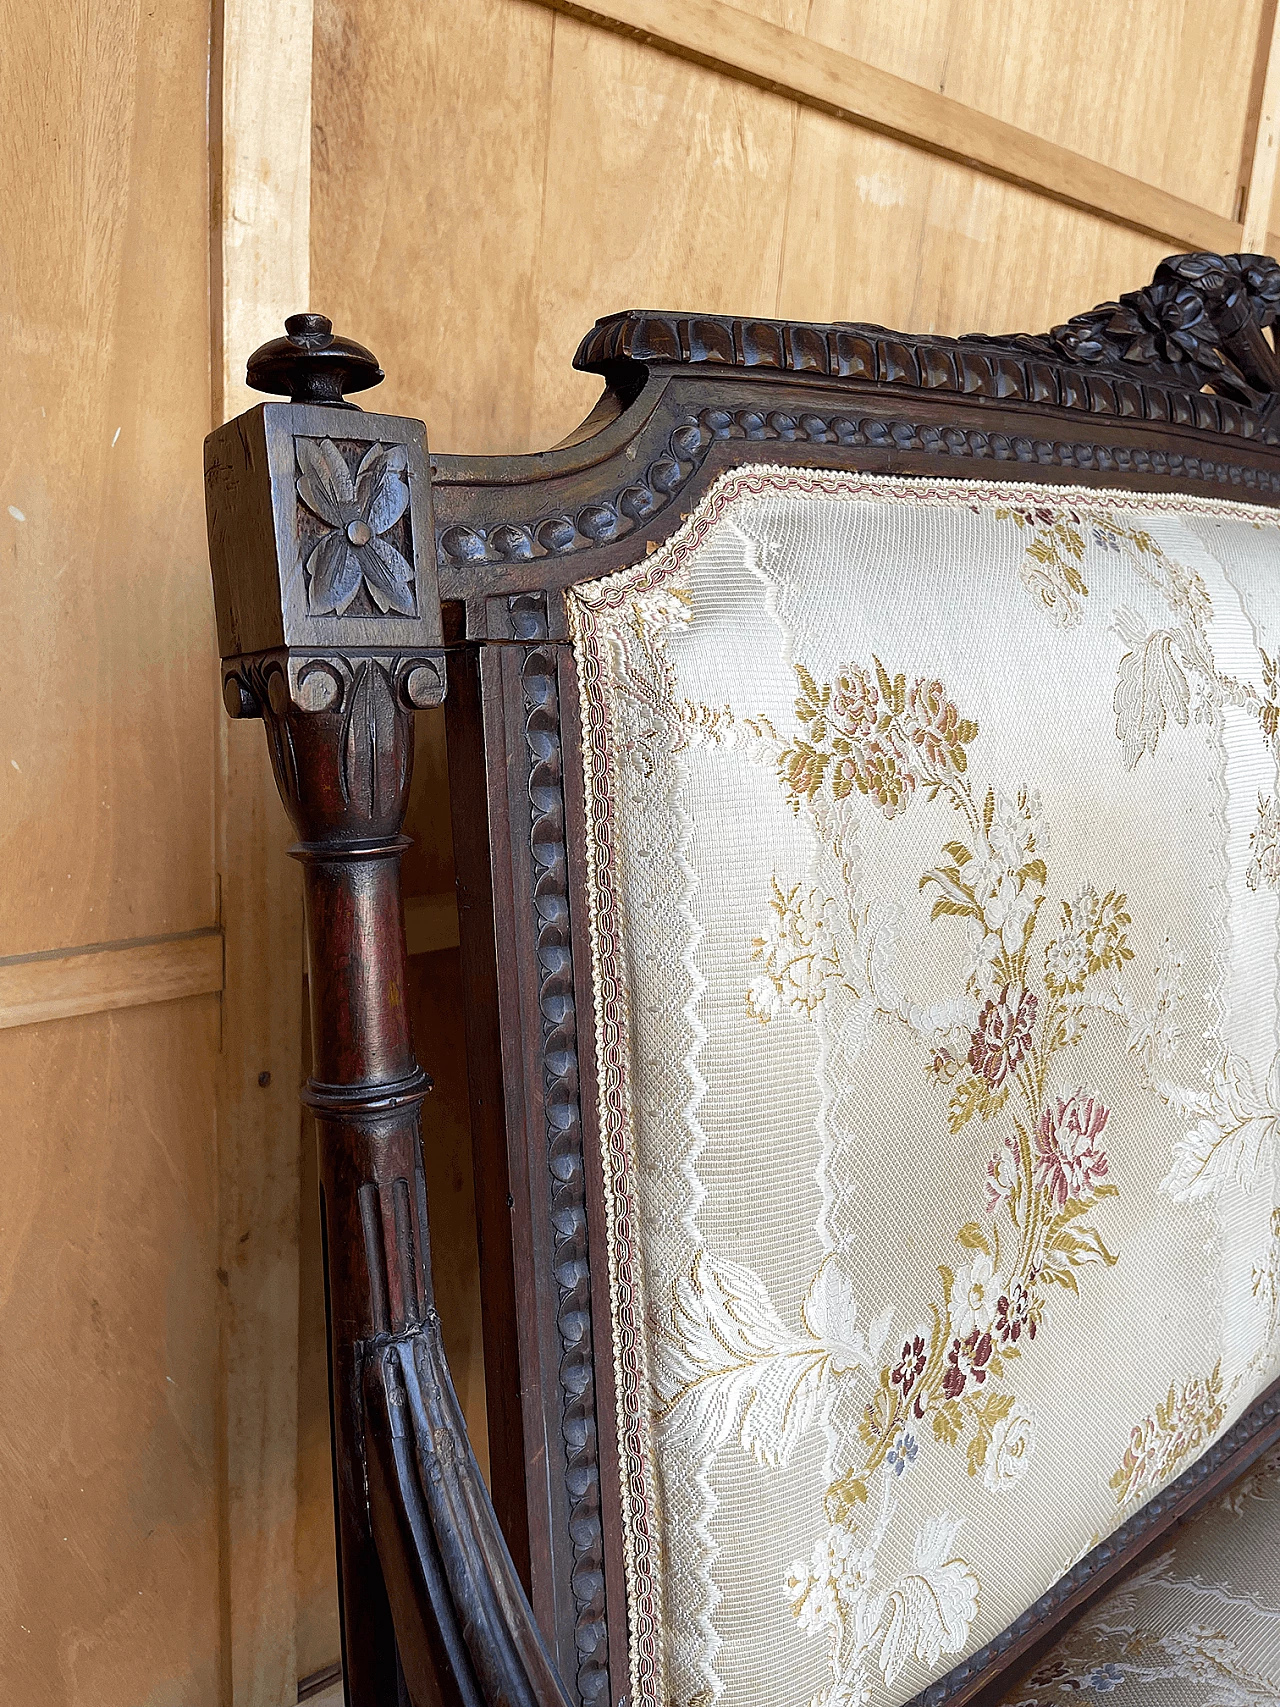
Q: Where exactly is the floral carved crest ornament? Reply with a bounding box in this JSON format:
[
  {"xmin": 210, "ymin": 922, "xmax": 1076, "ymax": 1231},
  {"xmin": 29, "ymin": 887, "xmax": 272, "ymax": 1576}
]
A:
[{"xmin": 296, "ymin": 436, "xmax": 416, "ymax": 616}]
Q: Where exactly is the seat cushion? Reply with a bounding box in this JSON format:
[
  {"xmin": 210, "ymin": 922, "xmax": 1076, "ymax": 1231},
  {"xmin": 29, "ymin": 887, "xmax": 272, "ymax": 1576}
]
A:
[
  {"xmin": 1001, "ymin": 1446, "xmax": 1280, "ymax": 1705},
  {"xmin": 566, "ymin": 467, "xmax": 1280, "ymax": 1707}
]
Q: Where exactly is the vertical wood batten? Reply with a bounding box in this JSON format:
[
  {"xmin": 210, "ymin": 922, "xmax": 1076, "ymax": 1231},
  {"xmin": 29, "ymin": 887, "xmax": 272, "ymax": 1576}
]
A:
[
  {"xmin": 212, "ymin": 0, "xmax": 312, "ymax": 1700},
  {"xmin": 1244, "ymin": 0, "xmax": 1280, "ymax": 251}
]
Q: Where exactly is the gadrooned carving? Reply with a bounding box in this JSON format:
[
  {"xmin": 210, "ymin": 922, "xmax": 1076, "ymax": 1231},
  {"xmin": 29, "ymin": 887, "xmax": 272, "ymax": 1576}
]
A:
[
  {"xmin": 435, "ymin": 400, "xmax": 1280, "ymax": 576},
  {"xmin": 909, "ymin": 1379, "xmax": 1280, "ymax": 1706},
  {"xmin": 296, "ymin": 436, "xmax": 418, "ymax": 616},
  {"xmin": 692, "ymin": 404, "xmax": 1280, "ymax": 489},
  {"xmin": 519, "ymin": 644, "xmax": 609, "ymax": 1707},
  {"xmin": 437, "ymin": 417, "xmax": 704, "ymax": 569},
  {"xmin": 574, "ymin": 253, "xmax": 1280, "ymax": 431}
]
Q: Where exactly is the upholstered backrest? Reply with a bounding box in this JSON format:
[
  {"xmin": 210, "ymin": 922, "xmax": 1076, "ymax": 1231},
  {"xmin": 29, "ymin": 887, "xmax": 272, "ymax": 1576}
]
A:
[{"xmin": 568, "ymin": 466, "xmax": 1280, "ymax": 1707}]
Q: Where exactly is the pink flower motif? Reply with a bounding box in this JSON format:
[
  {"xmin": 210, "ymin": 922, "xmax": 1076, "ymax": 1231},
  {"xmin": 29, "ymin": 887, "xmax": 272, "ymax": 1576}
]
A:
[
  {"xmin": 941, "ymin": 1328, "xmax": 993, "ymax": 1399},
  {"xmin": 1034, "ymin": 1089, "xmax": 1110, "ymax": 1208},
  {"xmin": 830, "ymin": 666, "xmax": 879, "ymax": 739},
  {"xmin": 904, "ymin": 678, "xmax": 967, "ymax": 772},
  {"xmin": 968, "ymin": 984, "xmax": 1038, "ymax": 1088}
]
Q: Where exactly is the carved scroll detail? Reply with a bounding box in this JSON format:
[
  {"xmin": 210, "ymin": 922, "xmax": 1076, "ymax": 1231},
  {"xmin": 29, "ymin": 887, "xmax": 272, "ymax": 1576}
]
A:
[{"xmin": 520, "ymin": 643, "xmax": 609, "ymax": 1707}]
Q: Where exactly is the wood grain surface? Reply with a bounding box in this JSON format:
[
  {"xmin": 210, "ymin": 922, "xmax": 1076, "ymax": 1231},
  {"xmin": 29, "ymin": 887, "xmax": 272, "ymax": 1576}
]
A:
[
  {"xmin": 0, "ymin": 2, "xmax": 224, "ymax": 1702},
  {"xmin": 0, "ymin": 931, "xmax": 222, "ymax": 1031},
  {"xmin": 212, "ymin": 0, "xmax": 312, "ymax": 1698}
]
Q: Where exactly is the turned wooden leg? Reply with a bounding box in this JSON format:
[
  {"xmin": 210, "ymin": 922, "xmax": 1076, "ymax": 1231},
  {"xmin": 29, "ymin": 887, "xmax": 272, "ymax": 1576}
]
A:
[{"xmin": 205, "ymin": 321, "xmax": 573, "ymax": 1707}]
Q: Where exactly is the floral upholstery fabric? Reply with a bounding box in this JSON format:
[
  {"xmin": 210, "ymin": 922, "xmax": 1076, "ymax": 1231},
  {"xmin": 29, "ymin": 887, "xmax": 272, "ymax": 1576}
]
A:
[
  {"xmin": 566, "ymin": 468, "xmax": 1280, "ymax": 1707},
  {"xmin": 1002, "ymin": 1446, "xmax": 1280, "ymax": 1706}
]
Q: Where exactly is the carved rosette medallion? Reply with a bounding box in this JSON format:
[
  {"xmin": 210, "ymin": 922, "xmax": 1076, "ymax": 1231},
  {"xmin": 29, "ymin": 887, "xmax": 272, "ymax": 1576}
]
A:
[{"xmin": 296, "ymin": 436, "xmax": 419, "ymax": 617}]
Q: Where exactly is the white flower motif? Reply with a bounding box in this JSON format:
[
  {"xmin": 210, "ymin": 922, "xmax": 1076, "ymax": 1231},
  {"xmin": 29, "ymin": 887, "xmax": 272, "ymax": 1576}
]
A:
[
  {"xmin": 987, "ymin": 788, "xmax": 1046, "ymax": 868},
  {"xmin": 1045, "ymin": 926, "xmax": 1088, "ymax": 993},
  {"xmin": 951, "ymin": 1252, "xmax": 1003, "ymax": 1339},
  {"xmin": 907, "ymin": 994, "xmax": 980, "ymax": 1052},
  {"xmin": 984, "ymin": 873, "xmax": 1035, "ymax": 951},
  {"xmin": 1127, "ymin": 936, "xmax": 1185, "ymax": 1065},
  {"xmin": 965, "ymin": 920, "xmax": 1002, "ymax": 996},
  {"xmin": 748, "ymin": 881, "xmax": 840, "ymax": 1021},
  {"xmin": 786, "ymin": 1526, "xmax": 876, "ymax": 1638},
  {"xmin": 1059, "ymin": 1001, "xmax": 1087, "ymax": 1045},
  {"xmin": 1247, "ymin": 795, "xmax": 1280, "ymax": 892},
  {"xmin": 984, "ymin": 1135, "xmax": 1019, "ymax": 1212},
  {"xmin": 984, "ymin": 1405, "xmax": 1037, "ymax": 1492}
]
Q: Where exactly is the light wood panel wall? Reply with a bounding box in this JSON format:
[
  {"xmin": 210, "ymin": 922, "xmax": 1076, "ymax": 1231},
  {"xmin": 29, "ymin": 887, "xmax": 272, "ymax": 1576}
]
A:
[
  {"xmin": 1, "ymin": 0, "xmax": 308, "ymax": 1700},
  {"xmin": 312, "ymin": 0, "xmax": 1272, "ymax": 460},
  {"xmin": 0, "ymin": 3, "xmax": 223, "ymax": 1704},
  {"xmin": 212, "ymin": 0, "xmax": 311, "ymax": 1700}
]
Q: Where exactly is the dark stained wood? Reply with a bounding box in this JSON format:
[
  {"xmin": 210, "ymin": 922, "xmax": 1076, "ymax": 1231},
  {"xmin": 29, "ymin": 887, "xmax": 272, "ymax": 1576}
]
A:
[
  {"xmin": 431, "ymin": 251, "xmax": 1280, "ymax": 641},
  {"xmin": 205, "ymin": 347, "xmax": 572, "ymax": 1707},
  {"xmin": 207, "ymin": 259, "xmax": 1280, "ymax": 1707},
  {"xmin": 557, "ymin": 650, "xmax": 632, "ymax": 1707},
  {"xmin": 443, "ymin": 645, "xmax": 534, "ymax": 1595}
]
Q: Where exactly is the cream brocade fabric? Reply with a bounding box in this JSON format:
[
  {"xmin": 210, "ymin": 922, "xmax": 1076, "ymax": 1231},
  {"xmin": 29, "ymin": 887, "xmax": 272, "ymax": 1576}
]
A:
[
  {"xmin": 566, "ymin": 468, "xmax": 1280, "ymax": 1707},
  {"xmin": 1000, "ymin": 1445, "xmax": 1280, "ymax": 1706}
]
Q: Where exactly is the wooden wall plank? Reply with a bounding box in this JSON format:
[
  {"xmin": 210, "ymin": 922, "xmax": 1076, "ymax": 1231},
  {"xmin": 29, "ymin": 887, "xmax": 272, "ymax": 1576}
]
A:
[
  {"xmin": 0, "ymin": 931, "xmax": 222, "ymax": 1032},
  {"xmin": 214, "ymin": 0, "xmax": 314, "ymax": 422},
  {"xmin": 0, "ymin": 0, "xmax": 217, "ymax": 960},
  {"xmin": 212, "ymin": 0, "xmax": 311, "ymax": 1702},
  {"xmin": 775, "ymin": 113, "xmax": 1169, "ymax": 337},
  {"xmin": 0, "ymin": 1, "xmax": 228, "ymax": 1702},
  {"xmin": 1245, "ymin": 0, "xmax": 1280, "ymax": 249},
  {"xmin": 527, "ymin": 12, "xmax": 801, "ymax": 443},
  {"xmin": 0, "ymin": 1002, "xmax": 222, "ymax": 1705},
  {"xmin": 312, "ymin": 0, "xmax": 558, "ymax": 453},
  {"xmin": 539, "ymin": 0, "xmax": 1243, "ymax": 251},
  {"xmin": 804, "ymin": 0, "xmax": 1265, "ymax": 225}
]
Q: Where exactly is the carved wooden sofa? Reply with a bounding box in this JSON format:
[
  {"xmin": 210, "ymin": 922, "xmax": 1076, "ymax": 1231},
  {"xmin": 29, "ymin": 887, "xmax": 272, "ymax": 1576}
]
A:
[{"xmin": 205, "ymin": 252, "xmax": 1280, "ymax": 1707}]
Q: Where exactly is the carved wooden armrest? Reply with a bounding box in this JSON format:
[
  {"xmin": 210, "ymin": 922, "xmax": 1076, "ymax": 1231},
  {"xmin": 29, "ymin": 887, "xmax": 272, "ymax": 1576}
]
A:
[{"xmin": 204, "ymin": 317, "xmax": 572, "ymax": 1707}]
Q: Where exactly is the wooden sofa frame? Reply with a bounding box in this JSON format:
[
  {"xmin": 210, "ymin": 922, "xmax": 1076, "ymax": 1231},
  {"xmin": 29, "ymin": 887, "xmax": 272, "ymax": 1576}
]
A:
[{"xmin": 205, "ymin": 252, "xmax": 1280, "ymax": 1707}]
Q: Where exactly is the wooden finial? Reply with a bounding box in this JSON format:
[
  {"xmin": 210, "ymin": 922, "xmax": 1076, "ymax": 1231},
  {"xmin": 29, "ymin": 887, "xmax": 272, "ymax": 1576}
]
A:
[{"xmin": 245, "ymin": 312, "xmax": 385, "ymax": 407}]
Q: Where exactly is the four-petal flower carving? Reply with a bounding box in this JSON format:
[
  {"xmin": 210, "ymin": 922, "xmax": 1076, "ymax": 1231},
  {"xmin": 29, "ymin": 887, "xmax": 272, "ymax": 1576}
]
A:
[{"xmin": 297, "ymin": 438, "xmax": 415, "ymax": 616}]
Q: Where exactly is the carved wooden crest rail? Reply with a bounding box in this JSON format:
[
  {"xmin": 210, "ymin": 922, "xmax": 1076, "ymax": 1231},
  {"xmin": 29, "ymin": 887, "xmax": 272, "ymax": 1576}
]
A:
[{"xmin": 205, "ymin": 257, "xmax": 1280, "ymax": 1707}]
